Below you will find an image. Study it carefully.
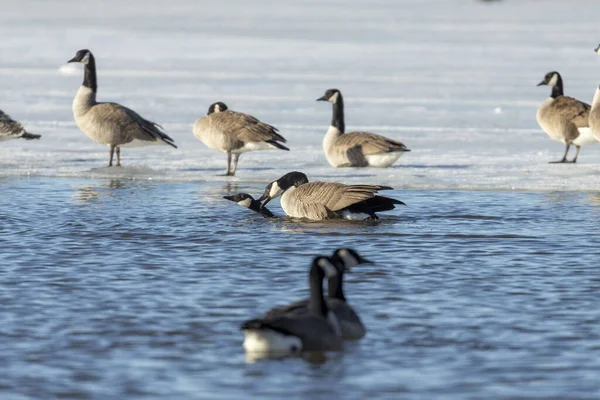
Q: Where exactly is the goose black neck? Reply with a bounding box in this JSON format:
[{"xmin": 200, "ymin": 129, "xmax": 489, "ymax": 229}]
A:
[
  {"xmin": 331, "ymin": 95, "xmax": 345, "ymax": 133},
  {"xmin": 83, "ymin": 55, "xmax": 98, "ymax": 93},
  {"xmin": 308, "ymin": 263, "xmax": 328, "ymax": 317},
  {"xmin": 327, "ymin": 269, "xmax": 346, "ymax": 302},
  {"xmin": 551, "ymin": 76, "xmax": 563, "ymax": 99}
]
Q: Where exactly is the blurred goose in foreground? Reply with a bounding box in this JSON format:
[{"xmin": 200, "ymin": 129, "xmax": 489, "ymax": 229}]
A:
[
  {"xmin": 241, "ymin": 256, "xmax": 342, "ymax": 355},
  {"xmin": 67, "ymin": 49, "xmax": 177, "ymax": 167},
  {"xmin": 258, "ymin": 171, "xmax": 404, "ymax": 221},
  {"xmin": 317, "ymin": 88, "xmax": 410, "ymax": 168},
  {"xmin": 589, "ymin": 45, "xmax": 600, "ymax": 142},
  {"xmin": 193, "ymin": 102, "xmax": 289, "ymax": 176},
  {"xmin": 536, "ymin": 71, "xmax": 597, "ymax": 163},
  {"xmin": 0, "ymin": 110, "xmax": 41, "ymax": 142},
  {"xmin": 223, "ymin": 193, "xmax": 275, "ymax": 218},
  {"xmin": 266, "ymin": 248, "xmax": 370, "ymax": 340}
]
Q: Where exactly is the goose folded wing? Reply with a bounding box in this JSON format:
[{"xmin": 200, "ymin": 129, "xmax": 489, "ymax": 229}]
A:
[
  {"xmin": 337, "ymin": 132, "xmax": 409, "ymax": 154},
  {"xmin": 554, "ymin": 97, "xmax": 591, "ymax": 128},
  {"xmin": 94, "ymin": 103, "xmax": 176, "ymax": 146},
  {"xmin": 212, "ymin": 111, "xmax": 287, "ymax": 143}
]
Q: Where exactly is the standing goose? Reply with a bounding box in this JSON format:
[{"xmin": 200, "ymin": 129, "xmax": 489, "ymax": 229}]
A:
[
  {"xmin": 0, "ymin": 110, "xmax": 41, "ymax": 142},
  {"xmin": 193, "ymin": 102, "xmax": 289, "ymax": 176},
  {"xmin": 317, "ymin": 88, "xmax": 410, "ymax": 168},
  {"xmin": 241, "ymin": 256, "xmax": 342, "ymax": 355},
  {"xmin": 266, "ymin": 248, "xmax": 371, "ymax": 340},
  {"xmin": 536, "ymin": 71, "xmax": 597, "ymax": 163},
  {"xmin": 258, "ymin": 171, "xmax": 405, "ymax": 221},
  {"xmin": 67, "ymin": 49, "xmax": 176, "ymax": 167},
  {"xmin": 589, "ymin": 45, "xmax": 600, "ymax": 142},
  {"xmin": 223, "ymin": 193, "xmax": 275, "ymax": 218}
]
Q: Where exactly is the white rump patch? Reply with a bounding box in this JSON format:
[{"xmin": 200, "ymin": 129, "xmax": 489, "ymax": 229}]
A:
[
  {"xmin": 573, "ymin": 128, "xmax": 599, "ymax": 146},
  {"xmin": 242, "ymin": 329, "xmax": 302, "ymax": 355},
  {"xmin": 364, "ymin": 152, "xmax": 404, "ymax": 167},
  {"xmin": 340, "ymin": 210, "xmax": 371, "ymax": 221},
  {"xmin": 234, "ymin": 141, "xmax": 275, "ymax": 153}
]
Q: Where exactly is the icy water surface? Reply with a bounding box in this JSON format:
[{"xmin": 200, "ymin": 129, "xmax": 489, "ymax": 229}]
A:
[{"xmin": 1, "ymin": 177, "xmax": 599, "ymax": 399}]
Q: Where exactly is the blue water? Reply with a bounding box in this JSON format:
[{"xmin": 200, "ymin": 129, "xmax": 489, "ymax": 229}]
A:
[{"xmin": 1, "ymin": 177, "xmax": 599, "ymax": 399}]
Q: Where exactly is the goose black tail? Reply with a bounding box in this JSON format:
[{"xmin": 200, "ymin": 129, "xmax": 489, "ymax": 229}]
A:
[
  {"xmin": 21, "ymin": 132, "xmax": 41, "ymax": 140},
  {"xmin": 267, "ymin": 140, "xmax": 290, "ymax": 151}
]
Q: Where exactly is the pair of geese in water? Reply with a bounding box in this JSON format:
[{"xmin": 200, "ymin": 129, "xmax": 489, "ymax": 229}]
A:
[
  {"xmin": 535, "ymin": 45, "xmax": 600, "ymax": 163},
  {"xmin": 224, "ymin": 171, "xmax": 405, "ymax": 221},
  {"xmin": 64, "ymin": 49, "xmax": 408, "ymax": 173},
  {"xmin": 241, "ymin": 248, "xmax": 371, "ymax": 357}
]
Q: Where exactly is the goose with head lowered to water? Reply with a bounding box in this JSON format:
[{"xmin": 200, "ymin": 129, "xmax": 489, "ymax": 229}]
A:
[
  {"xmin": 67, "ymin": 49, "xmax": 177, "ymax": 167},
  {"xmin": 258, "ymin": 171, "xmax": 405, "ymax": 221},
  {"xmin": 241, "ymin": 256, "xmax": 342, "ymax": 356},
  {"xmin": 317, "ymin": 88, "xmax": 410, "ymax": 168}
]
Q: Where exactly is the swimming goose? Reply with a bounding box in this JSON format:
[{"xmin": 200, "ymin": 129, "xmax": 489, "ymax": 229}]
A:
[
  {"xmin": 317, "ymin": 89, "xmax": 410, "ymax": 168},
  {"xmin": 193, "ymin": 102, "xmax": 289, "ymax": 176},
  {"xmin": 223, "ymin": 193, "xmax": 275, "ymax": 218},
  {"xmin": 241, "ymin": 256, "xmax": 342, "ymax": 355},
  {"xmin": 589, "ymin": 45, "xmax": 600, "ymax": 142},
  {"xmin": 67, "ymin": 49, "xmax": 177, "ymax": 167},
  {"xmin": 258, "ymin": 171, "xmax": 404, "ymax": 220},
  {"xmin": 0, "ymin": 110, "xmax": 41, "ymax": 142},
  {"xmin": 266, "ymin": 248, "xmax": 370, "ymax": 340},
  {"xmin": 536, "ymin": 71, "xmax": 597, "ymax": 163}
]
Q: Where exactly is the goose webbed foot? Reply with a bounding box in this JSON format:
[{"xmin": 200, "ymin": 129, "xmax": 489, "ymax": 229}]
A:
[{"xmin": 548, "ymin": 159, "xmax": 568, "ymax": 164}]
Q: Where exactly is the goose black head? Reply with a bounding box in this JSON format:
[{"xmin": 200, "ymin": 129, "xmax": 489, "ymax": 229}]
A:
[
  {"xmin": 313, "ymin": 256, "xmax": 339, "ymax": 279},
  {"xmin": 331, "ymin": 248, "xmax": 373, "ymax": 271},
  {"xmin": 537, "ymin": 71, "xmax": 561, "ymax": 87},
  {"xmin": 223, "ymin": 193, "xmax": 254, "ymax": 208},
  {"xmin": 208, "ymin": 102, "xmax": 228, "ymax": 115},
  {"xmin": 258, "ymin": 171, "xmax": 309, "ymax": 208},
  {"xmin": 317, "ymin": 88, "xmax": 342, "ymax": 104},
  {"xmin": 68, "ymin": 49, "xmax": 93, "ymax": 65}
]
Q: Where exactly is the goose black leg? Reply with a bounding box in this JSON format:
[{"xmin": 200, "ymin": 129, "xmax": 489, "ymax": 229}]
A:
[
  {"xmin": 109, "ymin": 144, "xmax": 116, "ymax": 167},
  {"xmin": 225, "ymin": 151, "xmax": 233, "ymax": 176},
  {"xmin": 231, "ymin": 154, "xmax": 240, "ymax": 176},
  {"xmin": 549, "ymin": 143, "xmax": 570, "ymax": 164},
  {"xmin": 116, "ymin": 147, "xmax": 121, "ymax": 167},
  {"xmin": 569, "ymin": 145, "xmax": 580, "ymax": 163}
]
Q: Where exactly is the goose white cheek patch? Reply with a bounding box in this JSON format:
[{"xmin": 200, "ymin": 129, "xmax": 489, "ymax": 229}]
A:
[
  {"xmin": 548, "ymin": 74, "xmax": 558, "ymax": 87},
  {"xmin": 269, "ymin": 182, "xmax": 283, "ymax": 198},
  {"xmin": 329, "ymin": 92, "xmax": 339, "ymax": 104},
  {"xmin": 81, "ymin": 52, "xmax": 91, "ymax": 65},
  {"xmin": 238, "ymin": 198, "xmax": 252, "ymax": 207}
]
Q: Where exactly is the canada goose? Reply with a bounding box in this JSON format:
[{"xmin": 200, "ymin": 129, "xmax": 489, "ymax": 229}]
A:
[
  {"xmin": 223, "ymin": 193, "xmax": 275, "ymax": 218},
  {"xmin": 589, "ymin": 45, "xmax": 600, "ymax": 142},
  {"xmin": 193, "ymin": 102, "xmax": 289, "ymax": 176},
  {"xmin": 241, "ymin": 256, "xmax": 342, "ymax": 355},
  {"xmin": 258, "ymin": 171, "xmax": 405, "ymax": 221},
  {"xmin": 317, "ymin": 89, "xmax": 410, "ymax": 168},
  {"xmin": 0, "ymin": 110, "xmax": 41, "ymax": 142},
  {"xmin": 67, "ymin": 49, "xmax": 176, "ymax": 167},
  {"xmin": 266, "ymin": 248, "xmax": 370, "ymax": 340},
  {"xmin": 536, "ymin": 71, "xmax": 597, "ymax": 163}
]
